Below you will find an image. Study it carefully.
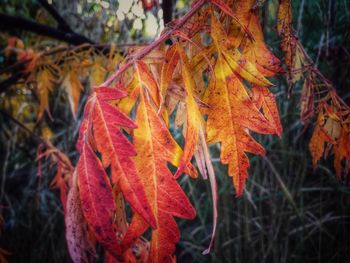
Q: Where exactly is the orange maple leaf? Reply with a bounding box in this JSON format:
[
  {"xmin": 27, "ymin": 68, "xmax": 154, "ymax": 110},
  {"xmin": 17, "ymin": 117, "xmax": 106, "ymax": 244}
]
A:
[{"xmin": 122, "ymin": 89, "xmax": 196, "ymax": 263}]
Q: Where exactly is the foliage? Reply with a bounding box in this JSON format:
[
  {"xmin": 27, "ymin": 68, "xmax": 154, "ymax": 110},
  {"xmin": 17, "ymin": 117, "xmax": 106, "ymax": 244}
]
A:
[{"xmin": 0, "ymin": 0, "xmax": 350, "ymax": 262}]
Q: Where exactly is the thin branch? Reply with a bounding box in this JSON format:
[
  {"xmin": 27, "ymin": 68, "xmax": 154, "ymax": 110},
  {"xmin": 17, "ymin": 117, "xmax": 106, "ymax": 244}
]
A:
[
  {"xmin": 100, "ymin": 0, "xmax": 208, "ymax": 87},
  {"xmin": 0, "ymin": 13, "xmax": 94, "ymax": 45}
]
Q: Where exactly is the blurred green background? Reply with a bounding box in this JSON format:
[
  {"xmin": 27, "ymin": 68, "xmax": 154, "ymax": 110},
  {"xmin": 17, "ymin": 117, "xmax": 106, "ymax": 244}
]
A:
[{"xmin": 0, "ymin": 0, "xmax": 350, "ymax": 262}]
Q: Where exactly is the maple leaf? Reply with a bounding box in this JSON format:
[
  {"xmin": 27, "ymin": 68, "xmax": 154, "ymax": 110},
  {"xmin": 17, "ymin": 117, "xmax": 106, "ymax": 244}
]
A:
[
  {"xmin": 252, "ymin": 86, "xmax": 283, "ymax": 136},
  {"xmin": 232, "ymin": 0, "xmax": 282, "ymax": 77},
  {"xmin": 89, "ymin": 87, "xmax": 156, "ymax": 228},
  {"xmin": 117, "ymin": 60, "xmax": 163, "ymax": 120},
  {"xmin": 61, "ymin": 70, "xmax": 83, "ymax": 119},
  {"xmin": 90, "ymin": 55, "xmax": 107, "ymax": 86},
  {"xmin": 135, "ymin": 60, "xmax": 161, "ymax": 108},
  {"xmin": 160, "ymin": 45, "xmax": 180, "ymax": 100},
  {"xmin": 104, "ymin": 187, "xmax": 151, "ymax": 263},
  {"xmin": 277, "ymin": 0, "xmax": 306, "ymax": 86},
  {"xmin": 203, "ymin": 13, "xmax": 283, "ymax": 195},
  {"xmin": 277, "ymin": 0, "xmax": 293, "ymax": 37},
  {"xmin": 105, "ymin": 237, "xmax": 150, "ymax": 263},
  {"xmin": 309, "ymin": 111, "xmax": 335, "ymax": 169},
  {"xmin": 276, "ymin": 0, "xmax": 350, "ymax": 181},
  {"xmin": 210, "ymin": 15, "xmax": 272, "ymax": 87},
  {"xmin": 333, "ymin": 127, "xmax": 350, "ymax": 179},
  {"xmin": 66, "ymin": 172, "xmax": 95, "ymax": 263},
  {"xmin": 173, "ymin": 43, "xmax": 205, "ymax": 179},
  {"xmin": 76, "ymin": 97, "xmax": 94, "ymax": 152},
  {"xmin": 300, "ymin": 74, "xmax": 315, "ymax": 124},
  {"xmin": 50, "ymin": 162, "xmax": 69, "ymax": 213},
  {"xmin": 36, "ymin": 67, "xmax": 55, "ymax": 121},
  {"xmin": 206, "ymin": 57, "xmax": 272, "ymax": 196},
  {"xmin": 77, "ymin": 140, "xmax": 123, "ymax": 258},
  {"xmin": 122, "ymin": 89, "xmax": 196, "ymax": 263},
  {"xmin": 210, "ymin": 0, "xmax": 253, "ymax": 40}
]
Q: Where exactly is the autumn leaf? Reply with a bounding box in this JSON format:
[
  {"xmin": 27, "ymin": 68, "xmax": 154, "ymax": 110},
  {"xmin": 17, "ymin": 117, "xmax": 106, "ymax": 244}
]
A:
[
  {"xmin": 252, "ymin": 86, "xmax": 283, "ymax": 136},
  {"xmin": 300, "ymin": 74, "xmax": 315, "ymax": 123},
  {"xmin": 169, "ymin": 43, "xmax": 207, "ymax": 179},
  {"xmin": 90, "ymin": 55, "xmax": 107, "ymax": 86},
  {"xmin": 210, "ymin": 0, "xmax": 253, "ymax": 40},
  {"xmin": 135, "ymin": 60, "xmax": 161, "ymax": 108},
  {"xmin": 77, "ymin": 140, "xmax": 123, "ymax": 258},
  {"xmin": 232, "ymin": 0, "xmax": 282, "ymax": 77},
  {"xmin": 66, "ymin": 171, "xmax": 95, "ymax": 263},
  {"xmin": 277, "ymin": 0, "xmax": 306, "ymax": 86},
  {"xmin": 36, "ymin": 67, "xmax": 55, "ymax": 121},
  {"xmin": 105, "ymin": 238, "xmax": 150, "ymax": 263},
  {"xmin": 50, "ymin": 162, "xmax": 69, "ymax": 213},
  {"xmin": 211, "ymin": 15, "xmax": 272, "ymax": 87},
  {"xmin": 61, "ymin": 70, "xmax": 83, "ymax": 119},
  {"xmin": 3, "ymin": 1, "xmax": 350, "ymax": 262},
  {"xmin": 333, "ymin": 126, "xmax": 350, "ymax": 178},
  {"xmin": 90, "ymin": 87, "xmax": 156, "ymax": 228},
  {"xmin": 309, "ymin": 111, "xmax": 335, "ymax": 169},
  {"xmin": 104, "ymin": 186, "xmax": 151, "ymax": 263},
  {"xmin": 277, "ymin": 0, "xmax": 293, "ymax": 37},
  {"xmin": 160, "ymin": 45, "xmax": 180, "ymax": 100},
  {"xmin": 122, "ymin": 89, "xmax": 196, "ymax": 263},
  {"xmin": 206, "ymin": 57, "xmax": 272, "ymax": 196}
]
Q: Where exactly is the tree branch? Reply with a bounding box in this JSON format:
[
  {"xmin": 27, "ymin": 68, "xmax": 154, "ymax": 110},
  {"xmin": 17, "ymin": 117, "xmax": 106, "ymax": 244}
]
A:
[
  {"xmin": 0, "ymin": 13, "xmax": 94, "ymax": 45},
  {"xmin": 38, "ymin": 0, "xmax": 73, "ymax": 33}
]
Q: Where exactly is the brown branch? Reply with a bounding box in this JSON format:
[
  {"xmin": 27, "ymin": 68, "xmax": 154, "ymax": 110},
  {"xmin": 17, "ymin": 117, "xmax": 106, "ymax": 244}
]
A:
[{"xmin": 0, "ymin": 13, "xmax": 94, "ymax": 45}]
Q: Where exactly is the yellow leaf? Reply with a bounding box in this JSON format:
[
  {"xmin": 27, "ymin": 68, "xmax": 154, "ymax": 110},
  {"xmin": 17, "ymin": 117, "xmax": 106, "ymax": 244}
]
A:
[
  {"xmin": 62, "ymin": 71, "xmax": 83, "ymax": 119},
  {"xmin": 90, "ymin": 56, "xmax": 106, "ymax": 86},
  {"xmin": 36, "ymin": 67, "xmax": 55, "ymax": 121},
  {"xmin": 206, "ymin": 56, "xmax": 272, "ymax": 195},
  {"xmin": 211, "ymin": 15, "xmax": 272, "ymax": 86}
]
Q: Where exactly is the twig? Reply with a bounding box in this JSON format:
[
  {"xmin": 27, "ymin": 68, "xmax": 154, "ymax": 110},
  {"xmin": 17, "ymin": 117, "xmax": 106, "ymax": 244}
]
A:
[{"xmin": 100, "ymin": 0, "xmax": 208, "ymax": 87}]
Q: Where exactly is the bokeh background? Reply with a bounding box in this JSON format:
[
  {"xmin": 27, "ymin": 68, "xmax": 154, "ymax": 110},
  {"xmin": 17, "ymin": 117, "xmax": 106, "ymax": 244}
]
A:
[{"xmin": 0, "ymin": 0, "xmax": 350, "ymax": 262}]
